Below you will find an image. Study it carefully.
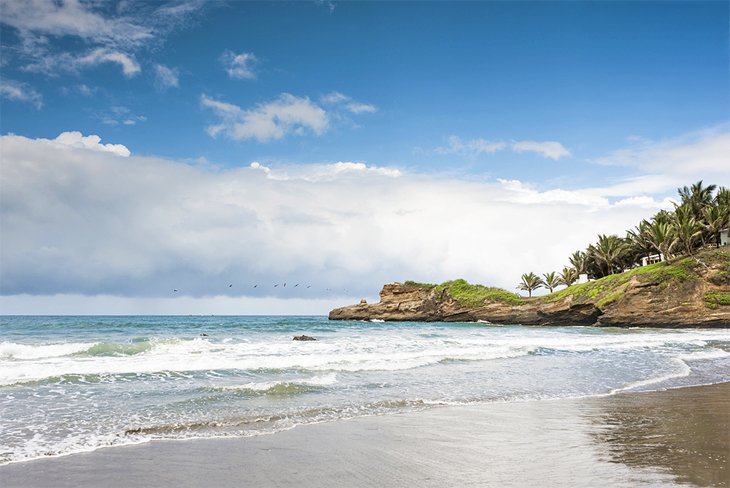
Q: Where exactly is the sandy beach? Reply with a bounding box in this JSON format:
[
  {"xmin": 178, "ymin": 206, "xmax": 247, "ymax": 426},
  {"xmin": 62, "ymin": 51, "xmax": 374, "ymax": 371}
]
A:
[{"xmin": 2, "ymin": 382, "xmax": 727, "ymax": 488}]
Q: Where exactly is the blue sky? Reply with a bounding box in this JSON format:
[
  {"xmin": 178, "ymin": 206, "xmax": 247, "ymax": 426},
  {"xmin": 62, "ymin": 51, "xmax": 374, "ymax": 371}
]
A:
[{"xmin": 1, "ymin": 1, "xmax": 729, "ymax": 314}]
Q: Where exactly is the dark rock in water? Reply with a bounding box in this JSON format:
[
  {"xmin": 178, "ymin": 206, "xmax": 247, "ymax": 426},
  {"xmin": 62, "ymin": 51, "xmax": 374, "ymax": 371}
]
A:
[
  {"xmin": 200, "ymin": 333, "xmax": 209, "ymax": 336},
  {"xmin": 293, "ymin": 335, "xmax": 317, "ymax": 341}
]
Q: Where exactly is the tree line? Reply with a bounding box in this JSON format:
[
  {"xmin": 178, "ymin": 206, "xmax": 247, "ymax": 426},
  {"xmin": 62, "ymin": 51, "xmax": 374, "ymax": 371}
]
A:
[{"xmin": 517, "ymin": 181, "xmax": 729, "ymax": 297}]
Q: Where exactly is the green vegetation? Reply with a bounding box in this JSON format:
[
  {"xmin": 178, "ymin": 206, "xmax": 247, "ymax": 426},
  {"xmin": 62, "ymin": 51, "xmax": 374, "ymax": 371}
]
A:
[
  {"xmin": 402, "ymin": 248, "xmax": 725, "ymax": 313},
  {"xmin": 406, "ymin": 179, "xmax": 729, "ymax": 314},
  {"xmin": 545, "ymin": 256, "xmax": 701, "ymax": 308},
  {"xmin": 403, "ymin": 280, "xmax": 436, "ymax": 289},
  {"xmin": 704, "ymin": 292, "xmax": 730, "ymax": 309},
  {"xmin": 519, "ymin": 180, "xmax": 729, "ymax": 296},
  {"xmin": 433, "ymin": 279, "xmax": 522, "ymax": 307}
]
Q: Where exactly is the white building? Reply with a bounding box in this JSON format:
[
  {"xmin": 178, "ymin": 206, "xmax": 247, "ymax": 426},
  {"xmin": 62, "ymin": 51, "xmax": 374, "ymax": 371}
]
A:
[
  {"xmin": 641, "ymin": 253, "xmax": 664, "ymax": 266},
  {"xmin": 721, "ymin": 228, "xmax": 729, "ymax": 247}
]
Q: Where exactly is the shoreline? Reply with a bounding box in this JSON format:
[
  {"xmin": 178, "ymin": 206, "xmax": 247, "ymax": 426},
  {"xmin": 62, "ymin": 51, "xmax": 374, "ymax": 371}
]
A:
[{"xmin": 2, "ymin": 382, "xmax": 727, "ymax": 487}]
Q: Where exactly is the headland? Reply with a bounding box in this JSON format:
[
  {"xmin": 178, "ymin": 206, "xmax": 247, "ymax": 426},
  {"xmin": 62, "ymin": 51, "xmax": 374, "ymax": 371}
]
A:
[{"xmin": 329, "ymin": 248, "xmax": 730, "ymax": 327}]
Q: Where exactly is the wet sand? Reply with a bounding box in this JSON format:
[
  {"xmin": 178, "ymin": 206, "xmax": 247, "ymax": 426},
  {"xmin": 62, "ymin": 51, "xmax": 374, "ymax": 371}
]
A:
[{"xmin": 2, "ymin": 383, "xmax": 728, "ymax": 487}]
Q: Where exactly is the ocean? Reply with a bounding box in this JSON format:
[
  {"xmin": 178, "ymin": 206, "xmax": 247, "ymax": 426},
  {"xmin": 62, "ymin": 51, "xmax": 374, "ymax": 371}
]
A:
[{"xmin": 1, "ymin": 315, "xmax": 729, "ymax": 465}]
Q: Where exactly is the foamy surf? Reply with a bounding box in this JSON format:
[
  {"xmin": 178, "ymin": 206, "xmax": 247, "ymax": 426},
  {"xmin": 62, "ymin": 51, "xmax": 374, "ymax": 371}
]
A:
[{"xmin": 1, "ymin": 316, "xmax": 729, "ymax": 465}]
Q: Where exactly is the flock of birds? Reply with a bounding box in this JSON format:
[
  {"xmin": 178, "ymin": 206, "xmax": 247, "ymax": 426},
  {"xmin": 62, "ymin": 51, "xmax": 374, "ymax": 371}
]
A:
[{"xmin": 172, "ymin": 283, "xmax": 346, "ymax": 293}]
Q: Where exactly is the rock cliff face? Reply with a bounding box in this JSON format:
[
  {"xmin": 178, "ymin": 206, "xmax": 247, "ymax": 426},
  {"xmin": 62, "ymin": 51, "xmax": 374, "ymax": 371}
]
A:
[{"xmin": 329, "ymin": 248, "xmax": 730, "ymax": 328}]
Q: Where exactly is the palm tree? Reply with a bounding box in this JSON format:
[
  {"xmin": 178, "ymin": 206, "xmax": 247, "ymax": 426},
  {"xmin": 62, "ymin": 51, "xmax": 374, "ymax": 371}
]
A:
[
  {"xmin": 517, "ymin": 272, "xmax": 543, "ymax": 298},
  {"xmin": 715, "ymin": 187, "xmax": 730, "ymax": 212},
  {"xmin": 569, "ymin": 251, "xmax": 588, "ymax": 275},
  {"xmin": 542, "ymin": 271, "xmax": 560, "ymax": 293},
  {"xmin": 626, "ymin": 219, "xmax": 653, "ymax": 266},
  {"xmin": 702, "ymin": 205, "xmax": 729, "ymax": 248},
  {"xmin": 558, "ymin": 266, "xmax": 578, "ymax": 287},
  {"xmin": 678, "ymin": 180, "xmax": 717, "ymax": 220},
  {"xmin": 646, "ymin": 219, "xmax": 674, "ymax": 260},
  {"xmin": 590, "ymin": 234, "xmax": 628, "ymax": 276},
  {"xmin": 653, "ymin": 209, "xmax": 674, "ymax": 225},
  {"xmin": 671, "ymin": 205, "xmax": 704, "ymax": 256}
]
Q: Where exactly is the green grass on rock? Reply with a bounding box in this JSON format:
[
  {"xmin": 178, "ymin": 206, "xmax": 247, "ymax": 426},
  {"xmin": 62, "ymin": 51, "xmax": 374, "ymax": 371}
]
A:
[{"xmin": 433, "ymin": 279, "xmax": 522, "ymax": 307}]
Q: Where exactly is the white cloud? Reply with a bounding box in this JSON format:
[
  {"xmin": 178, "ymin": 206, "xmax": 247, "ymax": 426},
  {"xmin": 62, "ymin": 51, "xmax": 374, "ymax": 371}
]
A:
[
  {"xmin": 1, "ymin": 133, "xmax": 675, "ymax": 314},
  {"xmin": 321, "ymin": 91, "xmax": 378, "ymax": 114},
  {"xmin": 496, "ymin": 179, "xmax": 610, "ymax": 208},
  {"xmin": 201, "ymin": 93, "xmax": 329, "ymax": 142},
  {"xmin": 221, "ymin": 50, "xmax": 258, "ymax": 79},
  {"xmin": 496, "ymin": 179, "xmax": 673, "ymax": 210},
  {"xmin": 1, "ymin": 1, "xmax": 204, "ymax": 79},
  {"xmin": 0, "ymin": 0, "xmax": 153, "ymax": 48},
  {"xmin": 321, "ymin": 92, "xmax": 349, "ymax": 104},
  {"xmin": 434, "ymin": 136, "xmax": 506, "ymax": 156},
  {"xmin": 98, "ymin": 106, "xmax": 146, "ymax": 126},
  {"xmin": 76, "ymin": 83, "xmax": 94, "ymax": 96},
  {"xmin": 512, "ymin": 140, "xmax": 571, "ymax": 160},
  {"xmin": 250, "ymin": 161, "xmax": 402, "ymax": 181},
  {"xmin": 345, "ymin": 102, "xmax": 377, "ymax": 114},
  {"xmin": 153, "ymin": 64, "xmax": 179, "ymax": 89},
  {"xmin": 22, "ymin": 48, "xmax": 141, "ymax": 77},
  {"xmin": 53, "ymin": 131, "xmax": 131, "ymax": 157},
  {"xmin": 0, "ymin": 79, "xmax": 42, "ymax": 109},
  {"xmin": 433, "ymin": 136, "xmax": 571, "ymax": 160},
  {"xmin": 315, "ymin": 1, "xmax": 337, "ymax": 14},
  {"xmin": 76, "ymin": 48, "xmax": 140, "ymax": 77},
  {"xmin": 593, "ymin": 126, "xmax": 730, "ymax": 180}
]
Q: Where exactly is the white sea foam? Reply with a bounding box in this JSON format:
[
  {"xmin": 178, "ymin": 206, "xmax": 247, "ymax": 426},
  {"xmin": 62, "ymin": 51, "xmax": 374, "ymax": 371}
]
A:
[
  {"xmin": 609, "ymin": 358, "xmax": 692, "ymax": 394},
  {"xmin": 3, "ymin": 328, "xmax": 730, "ymax": 386},
  {"xmin": 0, "ymin": 341, "xmax": 96, "ymax": 360},
  {"xmin": 678, "ymin": 349, "xmax": 730, "ymax": 361},
  {"xmin": 0, "ymin": 337, "xmax": 535, "ymax": 384}
]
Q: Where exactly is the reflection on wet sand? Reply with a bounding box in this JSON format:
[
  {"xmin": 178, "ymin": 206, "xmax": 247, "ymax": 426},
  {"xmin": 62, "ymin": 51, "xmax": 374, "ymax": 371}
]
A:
[{"xmin": 588, "ymin": 383, "xmax": 729, "ymax": 487}]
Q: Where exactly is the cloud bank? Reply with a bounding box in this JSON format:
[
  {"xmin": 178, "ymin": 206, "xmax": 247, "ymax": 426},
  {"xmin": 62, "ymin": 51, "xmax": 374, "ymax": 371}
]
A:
[
  {"xmin": 53, "ymin": 131, "xmax": 131, "ymax": 156},
  {"xmin": 2, "ymin": 132, "xmax": 686, "ymax": 312}
]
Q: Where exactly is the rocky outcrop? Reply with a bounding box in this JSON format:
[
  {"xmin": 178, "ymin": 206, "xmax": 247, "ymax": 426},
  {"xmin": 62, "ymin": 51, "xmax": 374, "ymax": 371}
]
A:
[
  {"xmin": 329, "ymin": 284, "xmax": 603, "ymax": 325},
  {"xmin": 329, "ymin": 248, "xmax": 730, "ymax": 328}
]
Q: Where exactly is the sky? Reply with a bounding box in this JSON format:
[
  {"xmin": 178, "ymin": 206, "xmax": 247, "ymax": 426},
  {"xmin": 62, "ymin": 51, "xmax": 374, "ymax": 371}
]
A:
[{"xmin": 1, "ymin": 0, "xmax": 729, "ymax": 315}]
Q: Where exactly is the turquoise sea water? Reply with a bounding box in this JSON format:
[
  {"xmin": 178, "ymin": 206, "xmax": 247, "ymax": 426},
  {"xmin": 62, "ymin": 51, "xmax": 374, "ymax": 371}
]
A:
[{"xmin": 1, "ymin": 315, "xmax": 729, "ymax": 464}]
